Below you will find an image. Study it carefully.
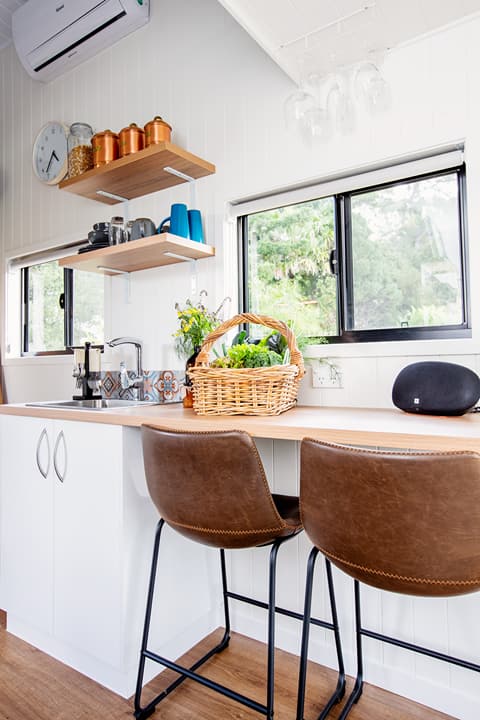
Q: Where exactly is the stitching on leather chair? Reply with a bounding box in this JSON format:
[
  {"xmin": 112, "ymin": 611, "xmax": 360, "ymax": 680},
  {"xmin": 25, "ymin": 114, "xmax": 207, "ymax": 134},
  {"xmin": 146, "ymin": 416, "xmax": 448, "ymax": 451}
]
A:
[
  {"xmin": 168, "ymin": 519, "xmax": 288, "ymax": 535},
  {"xmin": 302, "ymin": 437, "xmax": 479, "ymax": 459},
  {"xmin": 318, "ymin": 546, "xmax": 480, "ymax": 586}
]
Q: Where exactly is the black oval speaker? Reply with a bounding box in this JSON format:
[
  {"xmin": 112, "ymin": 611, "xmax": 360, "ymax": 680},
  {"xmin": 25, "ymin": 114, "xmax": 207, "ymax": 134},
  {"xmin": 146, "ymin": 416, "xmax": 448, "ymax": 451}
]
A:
[{"xmin": 392, "ymin": 361, "xmax": 480, "ymax": 416}]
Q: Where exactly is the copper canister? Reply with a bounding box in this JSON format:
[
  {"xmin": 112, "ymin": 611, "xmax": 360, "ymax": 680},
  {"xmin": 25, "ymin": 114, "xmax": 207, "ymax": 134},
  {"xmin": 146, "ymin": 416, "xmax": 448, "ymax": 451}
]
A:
[
  {"xmin": 119, "ymin": 123, "xmax": 145, "ymax": 157},
  {"xmin": 91, "ymin": 129, "xmax": 119, "ymax": 167},
  {"xmin": 144, "ymin": 115, "xmax": 172, "ymax": 146}
]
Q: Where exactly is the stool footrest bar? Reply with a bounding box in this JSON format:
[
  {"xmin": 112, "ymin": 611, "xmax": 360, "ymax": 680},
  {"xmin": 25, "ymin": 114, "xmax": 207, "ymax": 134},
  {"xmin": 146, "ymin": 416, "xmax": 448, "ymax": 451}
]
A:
[
  {"xmin": 226, "ymin": 590, "xmax": 336, "ymax": 631},
  {"xmin": 361, "ymin": 628, "xmax": 480, "ymax": 672},
  {"xmin": 134, "ymin": 631, "xmax": 229, "ymax": 718},
  {"xmin": 141, "ymin": 649, "xmax": 267, "ymax": 715}
]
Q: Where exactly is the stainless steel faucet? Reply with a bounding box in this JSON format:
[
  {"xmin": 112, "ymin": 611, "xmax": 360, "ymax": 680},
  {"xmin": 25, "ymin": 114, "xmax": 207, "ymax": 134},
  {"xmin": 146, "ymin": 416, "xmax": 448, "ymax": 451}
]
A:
[{"xmin": 107, "ymin": 337, "xmax": 144, "ymax": 400}]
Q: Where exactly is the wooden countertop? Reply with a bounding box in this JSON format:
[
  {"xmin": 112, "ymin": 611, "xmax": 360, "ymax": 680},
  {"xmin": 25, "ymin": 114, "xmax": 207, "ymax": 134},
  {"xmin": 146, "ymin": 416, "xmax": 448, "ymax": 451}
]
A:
[{"xmin": 2, "ymin": 403, "xmax": 480, "ymax": 452}]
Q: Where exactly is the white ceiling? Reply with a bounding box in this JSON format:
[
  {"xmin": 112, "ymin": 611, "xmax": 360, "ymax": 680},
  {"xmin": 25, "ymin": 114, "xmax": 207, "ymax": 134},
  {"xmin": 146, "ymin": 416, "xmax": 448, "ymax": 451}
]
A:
[
  {"xmin": 2, "ymin": 1, "xmax": 480, "ymax": 79},
  {"xmin": 0, "ymin": 0, "xmax": 24, "ymax": 51},
  {"xmin": 218, "ymin": 0, "xmax": 480, "ymax": 83}
]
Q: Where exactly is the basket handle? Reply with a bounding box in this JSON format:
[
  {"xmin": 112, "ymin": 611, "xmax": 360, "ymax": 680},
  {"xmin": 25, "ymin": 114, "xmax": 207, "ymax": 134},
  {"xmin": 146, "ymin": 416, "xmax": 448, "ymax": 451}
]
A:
[{"xmin": 194, "ymin": 313, "xmax": 305, "ymax": 377}]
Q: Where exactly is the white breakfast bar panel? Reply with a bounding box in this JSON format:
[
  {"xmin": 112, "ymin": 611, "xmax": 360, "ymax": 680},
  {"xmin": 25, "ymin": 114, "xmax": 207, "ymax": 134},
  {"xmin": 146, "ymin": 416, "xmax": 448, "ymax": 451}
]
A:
[{"xmin": 0, "ymin": 404, "xmax": 479, "ymax": 719}]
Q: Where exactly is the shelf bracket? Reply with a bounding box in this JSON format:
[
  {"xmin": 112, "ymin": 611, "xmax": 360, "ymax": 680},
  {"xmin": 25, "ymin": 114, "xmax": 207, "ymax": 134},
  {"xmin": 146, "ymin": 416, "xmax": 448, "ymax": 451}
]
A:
[
  {"xmin": 96, "ymin": 266, "xmax": 130, "ymax": 275},
  {"xmin": 164, "ymin": 166, "xmax": 197, "ymax": 207},
  {"xmin": 163, "ymin": 251, "xmax": 196, "ymax": 263},
  {"xmin": 96, "ymin": 189, "xmax": 130, "ymax": 203}
]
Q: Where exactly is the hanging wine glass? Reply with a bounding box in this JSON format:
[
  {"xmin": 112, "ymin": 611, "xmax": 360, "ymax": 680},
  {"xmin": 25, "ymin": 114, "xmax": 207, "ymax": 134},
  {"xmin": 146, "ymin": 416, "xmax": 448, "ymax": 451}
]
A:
[
  {"xmin": 326, "ymin": 73, "xmax": 356, "ymax": 135},
  {"xmin": 301, "ymin": 106, "xmax": 333, "ymax": 143},
  {"xmin": 284, "ymin": 89, "xmax": 317, "ymax": 131},
  {"xmin": 354, "ymin": 62, "xmax": 391, "ymax": 114}
]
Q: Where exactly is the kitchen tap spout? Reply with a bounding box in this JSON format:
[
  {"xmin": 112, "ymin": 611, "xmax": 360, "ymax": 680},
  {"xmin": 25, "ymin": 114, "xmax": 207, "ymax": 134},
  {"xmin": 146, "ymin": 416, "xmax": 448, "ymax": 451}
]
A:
[{"xmin": 106, "ymin": 336, "xmax": 144, "ymax": 399}]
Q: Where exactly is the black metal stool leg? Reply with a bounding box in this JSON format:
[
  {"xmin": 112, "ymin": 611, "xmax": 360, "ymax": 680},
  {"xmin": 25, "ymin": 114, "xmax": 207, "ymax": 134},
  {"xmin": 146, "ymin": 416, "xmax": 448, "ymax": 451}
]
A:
[
  {"xmin": 134, "ymin": 524, "xmax": 233, "ymax": 719},
  {"xmin": 296, "ymin": 551, "xmax": 346, "ymax": 720},
  {"xmin": 266, "ymin": 539, "xmax": 282, "ymax": 720},
  {"xmin": 338, "ymin": 579, "xmax": 364, "ymax": 720},
  {"xmin": 218, "ymin": 548, "xmax": 231, "ymax": 650},
  {"xmin": 322, "ymin": 558, "xmax": 346, "ymax": 715},
  {"xmin": 296, "ymin": 546, "xmax": 319, "ymax": 720},
  {"xmin": 134, "ymin": 518, "xmax": 165, "ymax": 719}
]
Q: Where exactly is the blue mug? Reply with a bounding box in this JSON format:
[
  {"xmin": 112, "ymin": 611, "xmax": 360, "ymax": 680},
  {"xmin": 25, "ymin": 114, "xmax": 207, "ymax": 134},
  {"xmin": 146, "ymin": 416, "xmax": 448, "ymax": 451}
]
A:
[
  {"xmin": 158, "ymin": 203, "xmax": 189, "ymax": 238},
  {"xmin": 188, "ymin": 209, "xmax": 204, "ymax": 243}
]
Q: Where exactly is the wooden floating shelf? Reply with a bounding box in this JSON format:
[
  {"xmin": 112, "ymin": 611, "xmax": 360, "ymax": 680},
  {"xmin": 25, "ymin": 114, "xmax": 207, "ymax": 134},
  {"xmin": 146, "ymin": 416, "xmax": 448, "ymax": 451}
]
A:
[
  {"xmin": 58, "ymin": 234, "xmax": 215, "ymax": 275},
  {"xmin": 58, "ymin": 141, "xmax": 216, "ymax": 205}
]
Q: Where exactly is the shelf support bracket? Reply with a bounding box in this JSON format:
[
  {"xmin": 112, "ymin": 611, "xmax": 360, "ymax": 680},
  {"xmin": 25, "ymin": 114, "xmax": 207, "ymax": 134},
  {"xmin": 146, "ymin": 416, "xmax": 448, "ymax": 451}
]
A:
[
  {"xmin": 163, "ymin": 166, "xmax": 197, "ymax": 207},
  {"xmin": 95, "ymin": 265, "xmax": 131, "ymax": 301},
  {"xmin": 96, "ymin": 190, "xmax": 130, "ymax": 203},
  {"xmin": 96, "ymin": 266, "xmax": 130, "ymax": 275}
]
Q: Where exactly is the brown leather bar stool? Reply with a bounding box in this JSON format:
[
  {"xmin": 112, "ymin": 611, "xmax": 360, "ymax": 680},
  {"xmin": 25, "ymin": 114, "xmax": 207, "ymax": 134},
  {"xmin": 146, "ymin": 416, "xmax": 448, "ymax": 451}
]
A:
[
  {"xmin": 297, "ymin": 439, "xmax": 480, "ymax": 720},
  {"xmin": 134, "ymin": 426, "xmax": 346, "ymax": 720}
]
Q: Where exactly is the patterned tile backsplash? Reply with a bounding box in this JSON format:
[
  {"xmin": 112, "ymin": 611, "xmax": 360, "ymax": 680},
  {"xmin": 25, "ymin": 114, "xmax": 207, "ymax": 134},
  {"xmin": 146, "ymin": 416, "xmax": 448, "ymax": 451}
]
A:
[{"xmin": 101, "ymin": 370, "xmax": 184, "ymax": 403}]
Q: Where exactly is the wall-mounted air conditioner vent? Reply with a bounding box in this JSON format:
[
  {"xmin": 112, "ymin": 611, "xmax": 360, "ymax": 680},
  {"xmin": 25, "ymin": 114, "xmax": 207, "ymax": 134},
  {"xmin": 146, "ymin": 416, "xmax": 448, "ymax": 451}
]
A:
[{"xmin": 12, "ymin": 0, "xmax": 150, "ymax": 82}]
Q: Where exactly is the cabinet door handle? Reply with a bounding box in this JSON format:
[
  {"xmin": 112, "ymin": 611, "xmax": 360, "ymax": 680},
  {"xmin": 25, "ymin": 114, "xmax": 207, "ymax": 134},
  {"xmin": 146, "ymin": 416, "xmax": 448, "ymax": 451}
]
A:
[
  {"xmin": 36, "ymin": 427, "xmax": 50, "ymax": 479},
  {"xmin": 53, "ymin": 430, "xmax": 67, "ymax": 483}
]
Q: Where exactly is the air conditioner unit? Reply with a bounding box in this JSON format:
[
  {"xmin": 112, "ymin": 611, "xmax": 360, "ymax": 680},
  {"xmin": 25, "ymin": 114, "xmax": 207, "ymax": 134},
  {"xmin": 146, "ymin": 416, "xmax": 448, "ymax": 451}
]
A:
[{"xmin": 12, "ymin": 0, "xmax": 150, "ymax": 83}]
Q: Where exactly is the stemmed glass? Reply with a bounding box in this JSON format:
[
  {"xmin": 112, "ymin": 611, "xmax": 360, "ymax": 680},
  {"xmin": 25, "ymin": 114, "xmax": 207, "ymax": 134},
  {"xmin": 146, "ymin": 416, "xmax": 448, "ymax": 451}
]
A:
[
  {"xmin": 283, "ymin": 89, "xmax": 317, "ymax": 131},
  {"xmin": 326, "ymin": 72, "xmax": 356, "ymax": 135},
  {"xmin": 354, "ymin": 62, "xmax": 391, "ymax": 114}
]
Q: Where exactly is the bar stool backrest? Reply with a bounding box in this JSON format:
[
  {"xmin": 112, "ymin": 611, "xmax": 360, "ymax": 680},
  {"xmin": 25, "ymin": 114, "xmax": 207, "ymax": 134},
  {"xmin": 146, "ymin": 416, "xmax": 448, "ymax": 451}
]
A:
[
  {"xmin": 300, "ymin": 439, "xmax": 480, "ymax": 597},
  {"xmin": 142, "ymin": 425, "xmax": 290, "ymax": 549}
]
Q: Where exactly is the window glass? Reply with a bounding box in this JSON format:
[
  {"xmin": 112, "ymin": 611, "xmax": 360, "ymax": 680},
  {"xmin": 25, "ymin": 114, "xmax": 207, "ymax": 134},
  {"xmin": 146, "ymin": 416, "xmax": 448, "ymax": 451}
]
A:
[
  {"xmin": 26, "ymin": 261, "xmax": 64, "ymax": 353},
  {"xmin": 72, "ymin": 271, "xmax": 104, "ymax": 345},
  {"xmin": 241, "ymin": 165, "xmax": 468, "ymax": 343},
  {"xmin": 350, "ymin": 173, "xmax": 463, "ymax": 330},
  {"xmin": 23, "ymin": 261, "xmax": 104, "ymax": 354},
  {"xmin": 246, "ymin": 198, "xmax": 337, "ymax": 340}
]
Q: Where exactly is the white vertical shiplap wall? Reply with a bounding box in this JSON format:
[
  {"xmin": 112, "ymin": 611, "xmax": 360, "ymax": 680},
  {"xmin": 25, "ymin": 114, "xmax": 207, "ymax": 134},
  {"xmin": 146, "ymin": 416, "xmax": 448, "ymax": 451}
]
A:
[{"xmin": 0, "ymin": 2, "xmax": 480, "ymax": 716}]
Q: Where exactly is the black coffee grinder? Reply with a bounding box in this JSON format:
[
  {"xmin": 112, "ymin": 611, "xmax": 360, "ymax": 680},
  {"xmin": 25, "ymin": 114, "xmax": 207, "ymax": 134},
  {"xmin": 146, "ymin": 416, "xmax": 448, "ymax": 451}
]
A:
[{"xmin": 71, "ymin": 341, "xmax": 104, "ymax": 400}]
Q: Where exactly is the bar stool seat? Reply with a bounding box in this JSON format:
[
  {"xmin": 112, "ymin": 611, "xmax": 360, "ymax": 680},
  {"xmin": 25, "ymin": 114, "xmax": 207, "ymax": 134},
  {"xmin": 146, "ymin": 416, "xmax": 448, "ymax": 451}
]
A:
[
  {"xmin": 134, "ymin": 426, "xmax": 345, "ymax": 720},
  {"xmin": 297, "ymin": 439, "xmax": 480, "ymax": 720},
  {"xmin": 272, "ymin": 493, "xmax": 301, "ymax": 528}
]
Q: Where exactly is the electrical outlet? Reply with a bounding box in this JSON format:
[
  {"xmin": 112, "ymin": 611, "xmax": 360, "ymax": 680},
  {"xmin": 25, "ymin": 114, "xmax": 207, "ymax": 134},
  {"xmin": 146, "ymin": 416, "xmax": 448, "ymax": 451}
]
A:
[{"xmin": 311, "ymin": 362, "xmax": 343, "ymax": 389}]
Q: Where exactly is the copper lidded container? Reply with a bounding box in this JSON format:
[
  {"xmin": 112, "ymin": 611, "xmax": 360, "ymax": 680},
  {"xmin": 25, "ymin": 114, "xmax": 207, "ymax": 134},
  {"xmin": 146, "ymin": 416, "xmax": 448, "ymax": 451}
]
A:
[
  {"xmin": 144, "ymin": 115, "xmax": 172, "ymax": 147},
  {"xmin": 91, "ymin": 129, "xmax": 119, "ymax": 167},
  {"xmin": 119, "ymin": 123, "xmax": 145, "ymax": 157}
]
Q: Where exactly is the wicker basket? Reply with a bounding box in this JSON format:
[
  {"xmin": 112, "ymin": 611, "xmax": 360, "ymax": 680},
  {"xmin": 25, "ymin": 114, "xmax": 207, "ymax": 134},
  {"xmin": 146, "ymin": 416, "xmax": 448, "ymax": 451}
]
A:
[{"xmin": 188, "ymin": 313, "xmax": 305, "ymax": 416}]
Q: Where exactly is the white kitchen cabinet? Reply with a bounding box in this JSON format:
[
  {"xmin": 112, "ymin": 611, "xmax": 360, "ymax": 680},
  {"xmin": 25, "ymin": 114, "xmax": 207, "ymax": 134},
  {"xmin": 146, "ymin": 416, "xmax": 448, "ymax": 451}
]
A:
[
  {"xmin": 0, "ymin": 416, "xmax": 123, "ymax": 669},
  {"xmin": 1, "ymin": 416, "xmax": 54, "ymax": 635},
  {"xmin": 53, "ymin": 420, "xmax": 123, "ymax": 668},
  {"xmin": 0, "ymin": 416, "xmax": 219, "ymax": 697}
]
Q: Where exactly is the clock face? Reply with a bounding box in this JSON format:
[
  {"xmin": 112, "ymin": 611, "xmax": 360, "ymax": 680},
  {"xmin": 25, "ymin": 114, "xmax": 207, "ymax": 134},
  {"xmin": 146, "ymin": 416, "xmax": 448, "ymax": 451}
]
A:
[{"xmin": 33, "ymin": 122, "xmax": 69, "ymax": 185}]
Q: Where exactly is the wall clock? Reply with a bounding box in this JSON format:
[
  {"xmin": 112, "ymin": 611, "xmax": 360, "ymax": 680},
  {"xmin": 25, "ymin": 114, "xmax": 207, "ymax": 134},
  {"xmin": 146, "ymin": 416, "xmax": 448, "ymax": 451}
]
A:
[{"xmin": 32, "ymin": 121, "xmax": 69, "ymax": 185}]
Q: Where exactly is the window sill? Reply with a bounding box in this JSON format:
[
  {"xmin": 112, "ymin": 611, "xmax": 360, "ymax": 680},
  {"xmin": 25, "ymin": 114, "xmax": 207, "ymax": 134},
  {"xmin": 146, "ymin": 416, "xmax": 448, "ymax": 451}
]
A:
[
  {"xmin": 3, "ymin": 355, "xmax": 75, "ymax": 367},
  {"xmin": 303, "ymin": 336, "xmax": 480, "ymax": 359}
]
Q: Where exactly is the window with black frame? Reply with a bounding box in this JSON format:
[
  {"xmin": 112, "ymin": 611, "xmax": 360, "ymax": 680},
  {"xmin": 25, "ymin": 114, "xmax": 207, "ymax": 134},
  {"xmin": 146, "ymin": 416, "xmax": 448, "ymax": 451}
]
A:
[
  {"xmin": 22, "ymin": 260, "xmax": 104, "ymax": 354},
  {"xmin": 240, "ymin": 163, "xmax": 469, "ymax": 343}
]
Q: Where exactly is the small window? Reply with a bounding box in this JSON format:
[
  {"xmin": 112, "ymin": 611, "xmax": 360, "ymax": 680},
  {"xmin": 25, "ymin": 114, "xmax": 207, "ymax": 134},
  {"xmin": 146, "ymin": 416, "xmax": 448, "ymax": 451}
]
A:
[
  {"xmin": 22, "ymin": 260, "xmax": 104, "ymax": 354},
  {"xmin": 240, "ymin": 163, "xmax": 469, "ymax": 343}
]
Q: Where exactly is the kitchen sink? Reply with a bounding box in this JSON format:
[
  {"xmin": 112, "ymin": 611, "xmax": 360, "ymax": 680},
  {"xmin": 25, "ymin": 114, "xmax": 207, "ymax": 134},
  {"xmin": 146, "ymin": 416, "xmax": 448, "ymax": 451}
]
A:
[{"xmin": 26, "ymin": 399, "xmax": 159, "ymax": 410}]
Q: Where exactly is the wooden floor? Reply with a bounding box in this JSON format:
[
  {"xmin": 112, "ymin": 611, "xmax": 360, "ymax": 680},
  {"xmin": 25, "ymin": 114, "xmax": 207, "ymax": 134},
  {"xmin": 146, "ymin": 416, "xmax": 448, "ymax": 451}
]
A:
[{"xmin": 0, "ymin": 614, "xmax": 455, "ymax": 720}]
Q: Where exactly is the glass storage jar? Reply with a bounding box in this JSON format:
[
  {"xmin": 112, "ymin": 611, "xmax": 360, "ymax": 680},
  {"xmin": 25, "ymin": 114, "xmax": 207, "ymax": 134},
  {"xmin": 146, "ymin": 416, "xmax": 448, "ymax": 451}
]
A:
[{"xmin": 68, "ymin": 122, "xmax": 94, "ymax": 178}]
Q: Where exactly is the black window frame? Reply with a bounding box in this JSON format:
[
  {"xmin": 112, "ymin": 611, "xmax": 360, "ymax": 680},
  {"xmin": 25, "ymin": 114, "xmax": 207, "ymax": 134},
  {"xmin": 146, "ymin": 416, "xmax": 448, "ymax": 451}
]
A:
[
  {"xmin": 240, "ymin": 164, "xmax": 470, "ymax": 344},
  {"xmin": 22, "ymin": 266, "xmax": 74, "ymax": 356}
]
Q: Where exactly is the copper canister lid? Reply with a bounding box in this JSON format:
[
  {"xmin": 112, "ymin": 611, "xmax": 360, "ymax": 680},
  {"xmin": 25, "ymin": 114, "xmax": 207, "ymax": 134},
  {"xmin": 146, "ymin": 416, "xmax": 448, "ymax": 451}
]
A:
[
  {"xmin": 91, "ymin": 129, "xmax": 119, "ymax": 167},
  {"xmin": 119, "ymin": 123, "xmax": 145, "ymax": 157},
  {"xmin": 144, "ymin": 115, "xmax": 172, "ymax": 146}
]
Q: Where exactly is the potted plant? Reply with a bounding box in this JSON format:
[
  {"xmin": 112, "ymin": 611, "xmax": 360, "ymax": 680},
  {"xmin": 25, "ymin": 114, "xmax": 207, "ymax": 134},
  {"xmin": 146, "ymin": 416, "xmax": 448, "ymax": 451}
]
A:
[{"xmin": 174, "ymin": 292, "xmax": 230, "ymax": 407}]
